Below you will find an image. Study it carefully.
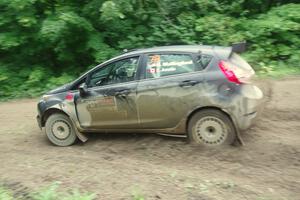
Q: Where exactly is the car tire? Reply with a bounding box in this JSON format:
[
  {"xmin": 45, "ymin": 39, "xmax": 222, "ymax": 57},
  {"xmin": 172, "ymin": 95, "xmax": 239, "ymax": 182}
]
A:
[
  {"xmin": 45, "ymin": 113, "xmax": 77, "ymax": 146},
  {"xmin": 188, "ymin": 109, "xmax": 236, "ymax": 146}
]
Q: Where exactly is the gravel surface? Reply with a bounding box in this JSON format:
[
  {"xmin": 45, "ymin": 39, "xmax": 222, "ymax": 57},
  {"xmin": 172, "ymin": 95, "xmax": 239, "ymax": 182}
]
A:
[{"xmin": 0, "ymin": 77, "xmax": 299, "ymax": 200}]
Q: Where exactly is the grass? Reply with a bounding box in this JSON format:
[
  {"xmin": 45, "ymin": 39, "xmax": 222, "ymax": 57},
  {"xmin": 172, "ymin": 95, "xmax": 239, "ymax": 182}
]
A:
[
  {"xmin": 131, "ymin": 187, "xmax": 146, "ymax": 200},
  {"xmin": 256, "ymin": 65, "xmax": 300, "ymax": 78},
  {"xmin": 0, "ymin": 187, "xmax": 14, "ymax": 200},
  {"xmin": 0, "ymin": 183, "xmax": 148, "ymax": 200},
  {"xmin": 0, "ymin": 182, "xmax": 96, "ymax": 200}
]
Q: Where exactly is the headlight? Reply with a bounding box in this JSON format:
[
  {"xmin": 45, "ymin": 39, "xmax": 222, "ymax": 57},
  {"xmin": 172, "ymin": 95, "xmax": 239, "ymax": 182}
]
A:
[{"xmin": 42, "ymin": 94, "xmax": 51, "ymax": 101}]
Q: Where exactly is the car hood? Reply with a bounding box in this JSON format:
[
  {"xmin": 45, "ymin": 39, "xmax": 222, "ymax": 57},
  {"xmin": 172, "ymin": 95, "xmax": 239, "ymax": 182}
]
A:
[{"xmin": 46, "ymin": 83, "xmax": 72, "ymax": 95}]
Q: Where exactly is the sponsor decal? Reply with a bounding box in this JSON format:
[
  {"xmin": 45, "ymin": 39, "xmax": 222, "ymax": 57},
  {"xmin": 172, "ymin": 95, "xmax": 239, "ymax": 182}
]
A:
[
  {"xmin": 87, "ymin": 97, "xmax": 116, "ymax": 111},
  {"xmin": 150, "ymin": 55, "xmax": 161, "ymax": 64},
  {"xmin": 146, "ymin": 67, "xmax": 177, "ymax": 73},
  {"xmin": 147, "ymin": 55, "xmax": 193, "ymax": 75},
  {"xmin": 162, "ymin": 60, "xmax": 193, "ymax": 67},
  {"xmin": 147, "ymin": 68, "xmax": 158, "ymax": 73}
]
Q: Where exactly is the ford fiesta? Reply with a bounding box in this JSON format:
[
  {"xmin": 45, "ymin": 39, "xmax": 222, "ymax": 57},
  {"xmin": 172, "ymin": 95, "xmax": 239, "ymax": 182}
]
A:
[{"xmin": 37, "ymin": 44, "xmax": 263, "ymax": 147}]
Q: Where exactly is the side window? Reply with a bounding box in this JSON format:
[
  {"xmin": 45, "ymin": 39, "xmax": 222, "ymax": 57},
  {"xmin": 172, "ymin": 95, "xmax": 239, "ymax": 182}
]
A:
[
  {"xmin": 195, "ymin": 54, "xmax": 212, "ymax": 70},
  {"xmin": 88, "ymin": 57, "xmax": 139, "ymax": 87},
  {"xmin": 146, "ymin": 54, "xmax": 195, "ymax": 79}
]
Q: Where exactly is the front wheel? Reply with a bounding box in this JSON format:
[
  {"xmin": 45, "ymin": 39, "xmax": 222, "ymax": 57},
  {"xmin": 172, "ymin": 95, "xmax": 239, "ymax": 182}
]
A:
[
  {"xmin": 188, "ymin": 109, "xmax": 236, "ymax": 146},
  {"xmin": 45, "ymin": 113, "xmax": 77, "ymax": 146}
]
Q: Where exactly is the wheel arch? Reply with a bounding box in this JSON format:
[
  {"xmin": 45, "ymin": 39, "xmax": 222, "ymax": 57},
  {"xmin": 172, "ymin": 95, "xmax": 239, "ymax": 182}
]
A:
[
  {"xmin": 186, "ymin": 106, "xmax": 243, "ymax": 145},
  {"xmin": 41, "ymin": 108, "xmax": 69, "ymax": 127},
  {"xmin": 186, "ymin": 106, "xmax": 236, "ymax": 133},
  {"xmin": 42, "ymin": 107, "xmax": 88, "ymax": 143}
]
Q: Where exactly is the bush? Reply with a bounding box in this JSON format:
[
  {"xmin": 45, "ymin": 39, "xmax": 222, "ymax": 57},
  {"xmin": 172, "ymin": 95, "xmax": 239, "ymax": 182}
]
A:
[{"xmin": 0, "ymin": 1, "xmax": 299, "ymax": 99}]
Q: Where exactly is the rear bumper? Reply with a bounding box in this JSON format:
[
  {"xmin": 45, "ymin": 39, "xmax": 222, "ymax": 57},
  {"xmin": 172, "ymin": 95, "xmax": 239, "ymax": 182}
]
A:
[
  {"xmin": 234, "ymin": 84, "xmax": 264, "ymax": 130},
  {"xmin": 238, "ymin": 111, "xmax": 259, "ymax": 130}
]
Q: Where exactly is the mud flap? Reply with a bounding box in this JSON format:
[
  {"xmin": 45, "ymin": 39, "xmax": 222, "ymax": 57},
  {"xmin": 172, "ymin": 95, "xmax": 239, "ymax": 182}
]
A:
[
  {"xmin": 69, "ymin": 118, "xmax": 88, "ymax": 143},
  {"xmin": 235, "ymin": 128, "xmax": 244, "ymax": 146},
  {"xmin": 74, "ymin": 129, "xmax": 88, "ymax": 143}
]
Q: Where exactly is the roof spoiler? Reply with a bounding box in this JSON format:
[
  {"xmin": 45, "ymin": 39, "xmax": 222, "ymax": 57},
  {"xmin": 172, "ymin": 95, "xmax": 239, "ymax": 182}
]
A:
[{"xmin": 232, "ymin": 41, "xmax": 247, "ymax": 53}]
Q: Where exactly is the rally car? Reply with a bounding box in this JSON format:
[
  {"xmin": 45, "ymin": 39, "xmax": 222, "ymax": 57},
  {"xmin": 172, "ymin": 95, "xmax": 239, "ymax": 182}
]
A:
[{"xmin": 37, "ymin": 43, "xmax": 263, "ymax": 146}]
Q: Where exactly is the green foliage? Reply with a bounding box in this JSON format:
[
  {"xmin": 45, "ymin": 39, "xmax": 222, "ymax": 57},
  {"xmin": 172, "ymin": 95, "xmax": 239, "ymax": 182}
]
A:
[
  {"xmin": 0, "ymin": 183, "xmax": 96, "ymax": 200},
  {"xmin": 0, "ymin": 187, "xmax": 14, "ymax": 200},
  {"xmin": 0, "ymin": 0, "xmax": 299, "ymax": 99},
  {"xmin": 131, "ymin": 188, "xmax": 145, "ymax": 200},
  {"xmin": 31, "ymin": 182, "xmax": 60, "ymax": 200},
  {"xmin": 31, "ymin": 183, "xmax": 96, "ymax": 200}
]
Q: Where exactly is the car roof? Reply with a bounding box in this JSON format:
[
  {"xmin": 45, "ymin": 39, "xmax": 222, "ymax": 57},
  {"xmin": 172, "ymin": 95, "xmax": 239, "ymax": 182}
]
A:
[{"xmin": 120, "ymin": 45, "xmax": 232, "ymax": 58}]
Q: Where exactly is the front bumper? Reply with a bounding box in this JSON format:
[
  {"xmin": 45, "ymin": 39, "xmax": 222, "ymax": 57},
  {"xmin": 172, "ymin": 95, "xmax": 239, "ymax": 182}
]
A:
[
  {"xmin": 36, "ymin": 115, "xmax": 42, "ymax": 130},
  {"xmin": 36, "ymin": 99, "xmax": 46, "ymax": 130}
]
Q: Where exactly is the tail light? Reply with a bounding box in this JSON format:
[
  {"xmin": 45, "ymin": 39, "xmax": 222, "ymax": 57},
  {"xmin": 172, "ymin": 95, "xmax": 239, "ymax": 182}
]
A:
[
  {"xmin": 218, "ymin": 60, "xmax": 254, "ymax": 84},
  {"xmin": 218, "ymin": 61, "xmax": 240, "ymax": 84}
]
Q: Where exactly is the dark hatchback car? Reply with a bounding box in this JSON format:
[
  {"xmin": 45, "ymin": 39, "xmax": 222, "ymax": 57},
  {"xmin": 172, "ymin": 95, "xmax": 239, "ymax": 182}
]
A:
[{"xmin": 37, "ymin": 45, "xmax": 263, "ymax": 147}]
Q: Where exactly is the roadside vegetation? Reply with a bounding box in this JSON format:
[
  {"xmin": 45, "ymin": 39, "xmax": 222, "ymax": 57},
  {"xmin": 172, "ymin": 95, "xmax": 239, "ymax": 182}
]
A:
[
  {"xmin": 0, "ymin": 182, "xmax": 96, "ymax": 200},
  {"xmin": 0, "ymin": 0, "xmax": 299, "ymax": 100},
  {"xmin": 0, "ymin": 183, "xmax": 146, "ymax": 200}
]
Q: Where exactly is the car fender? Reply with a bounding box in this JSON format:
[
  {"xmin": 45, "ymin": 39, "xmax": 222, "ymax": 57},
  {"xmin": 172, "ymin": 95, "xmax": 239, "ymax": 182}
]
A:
[
  {"xmin": 43, "ymin": 98, "xmax": 88, "ymax": 143},
  {"xmin": 186, "ymin": 105, "xmax": 244, "ymax": 145}
]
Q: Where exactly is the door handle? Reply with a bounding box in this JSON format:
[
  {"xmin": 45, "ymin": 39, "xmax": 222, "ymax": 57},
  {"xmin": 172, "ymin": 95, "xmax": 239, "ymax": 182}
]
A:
[
  {"xmin": 114, "ymin": 89, "xmax": 131, "ymax": 97},
  {"xmin": 179, "ymin": 80, "xmax": 200, "ymax": 87}
]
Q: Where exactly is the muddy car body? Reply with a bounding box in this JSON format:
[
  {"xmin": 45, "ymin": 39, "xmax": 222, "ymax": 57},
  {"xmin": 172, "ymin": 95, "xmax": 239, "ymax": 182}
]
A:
[{"xmin": 37, "ymin": 44, "xmax": 263, "ymax": 146}]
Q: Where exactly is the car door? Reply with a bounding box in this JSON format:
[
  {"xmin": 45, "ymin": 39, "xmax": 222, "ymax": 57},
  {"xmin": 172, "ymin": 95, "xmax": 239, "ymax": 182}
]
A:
[
  {"xmin": 136, "ymin": 52, "xmax": 210, "ymax": 129},
  {"xmin": 75, "ymin": 56, "xmax": 141, "ymax": 130}
]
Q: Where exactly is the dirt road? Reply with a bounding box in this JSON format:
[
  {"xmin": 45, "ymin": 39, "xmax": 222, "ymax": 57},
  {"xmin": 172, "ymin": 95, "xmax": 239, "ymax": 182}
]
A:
[{"xmin": 0, "ymin": 77, "xmax": 299, "ymax": 200}]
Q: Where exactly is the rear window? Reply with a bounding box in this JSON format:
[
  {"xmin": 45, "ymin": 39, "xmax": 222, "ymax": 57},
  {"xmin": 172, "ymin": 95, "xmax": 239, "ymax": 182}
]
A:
[{"xmin": 195, "ymin": 54, "xmax": 212, "ymax": 70}]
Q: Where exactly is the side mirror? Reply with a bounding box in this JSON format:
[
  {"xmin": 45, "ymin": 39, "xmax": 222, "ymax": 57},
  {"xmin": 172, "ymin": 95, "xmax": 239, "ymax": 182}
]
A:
[{"xmin": 78, "ymin": 83, "xmax": 88, "ymax": 97}]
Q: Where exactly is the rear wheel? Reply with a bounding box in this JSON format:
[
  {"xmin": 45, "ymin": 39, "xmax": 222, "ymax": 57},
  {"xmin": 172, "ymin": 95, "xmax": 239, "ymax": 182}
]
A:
[
  {"xmin": 188, "ymin": 109, "xmax": 236, "ymax": 146},
  {"xmin": 45, "ymin": 113, "xmax": 77, "ymax": 146}
]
